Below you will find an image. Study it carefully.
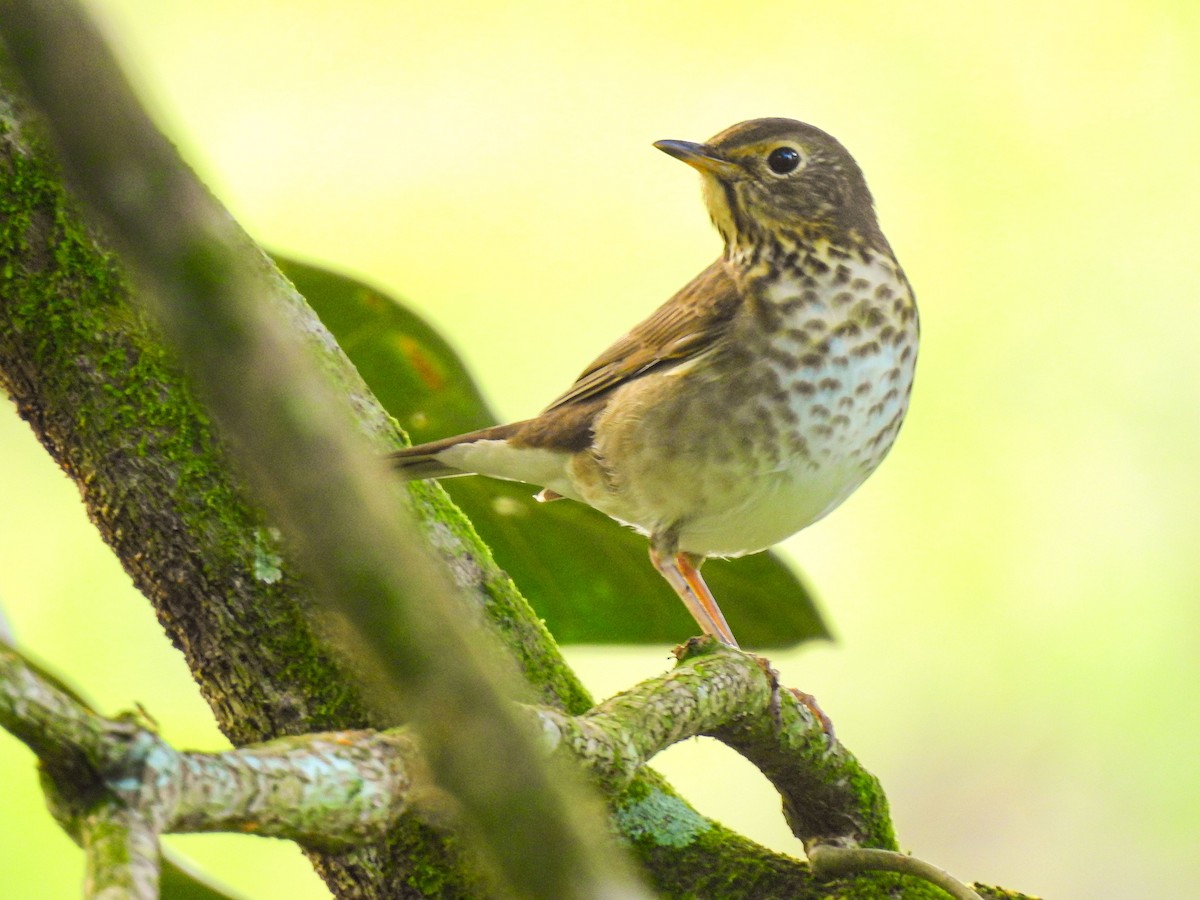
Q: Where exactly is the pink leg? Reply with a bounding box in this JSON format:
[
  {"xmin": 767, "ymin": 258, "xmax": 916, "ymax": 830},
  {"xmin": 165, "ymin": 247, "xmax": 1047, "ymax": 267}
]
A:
[{"xmin": 650, "ymin": 548, "xmax": 739, "ymax": 648}]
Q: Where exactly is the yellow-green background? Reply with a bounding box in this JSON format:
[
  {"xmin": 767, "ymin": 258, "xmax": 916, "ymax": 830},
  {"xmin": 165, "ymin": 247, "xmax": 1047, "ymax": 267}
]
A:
[{"xmin": 3, "ymin": 2, "xmax": 1198, "ymax": 897}]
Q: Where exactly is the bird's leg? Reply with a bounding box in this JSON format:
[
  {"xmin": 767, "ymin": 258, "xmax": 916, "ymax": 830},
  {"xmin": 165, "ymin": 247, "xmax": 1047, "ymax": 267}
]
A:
[{"xmin": 649, "ymin": 547, "xmax": 740, "ymax": 648}]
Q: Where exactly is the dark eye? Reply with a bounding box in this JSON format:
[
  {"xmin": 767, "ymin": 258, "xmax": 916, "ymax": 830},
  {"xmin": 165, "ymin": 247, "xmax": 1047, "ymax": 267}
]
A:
[{"xmin": 767, "ymin": 146, "xmax": 801, "ymax": 175}]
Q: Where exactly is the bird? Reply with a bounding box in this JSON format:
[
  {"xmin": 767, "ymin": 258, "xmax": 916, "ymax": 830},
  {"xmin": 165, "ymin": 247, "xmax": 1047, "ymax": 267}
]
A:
[{"xmin": 391, "ymin": 118, "xmax": 918, "ymax": 649}]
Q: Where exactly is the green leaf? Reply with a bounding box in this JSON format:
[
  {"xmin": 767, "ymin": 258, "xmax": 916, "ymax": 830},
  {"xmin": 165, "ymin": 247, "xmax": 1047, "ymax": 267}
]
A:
[
  {"xmin": 161, "ymin": 850, "xmax": 244, "ymax": 900},
  {"xmin": 280, "ymin": 256, "xmax": 830, "ymax": 648}
]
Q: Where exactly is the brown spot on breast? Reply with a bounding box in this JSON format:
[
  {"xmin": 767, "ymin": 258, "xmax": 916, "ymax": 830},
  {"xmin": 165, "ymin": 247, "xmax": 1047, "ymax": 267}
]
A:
[
  {"xmin": 819, "ymin": 377, "xmax": 843, "ymax": 391},
  {"xmin": 834, "ymin": 264, "xmax": 852, "ymax": 284},
  {"xmin": 809, "ymin": 404, "xmax": 831, "ymax": 419},
  {"xmin": 900, "ymin": 346, "xmax": 913, "ymax": 363},
  {"xmin": 851, "ymin": 341, "xmax": 882, "ymax": 358},
  {"xmin": 832, "ymin": 355, "xmax": 850, "ymax": 367},
  {"xmin": 765, "ymin": 346, "xmax": 801, "ymax": 370},
  {"xmin": 874, "ymin": 284, "xmax": 894, "ymax": 300},
  {"xmin": 851, "ymin": 277, "xmax": 871, "ymax": 291},
  {"xmin": 793, "ymin": 381, "xmax": 816, "ymax": 396},
  {"xmin": 838, "ymin": 396, "xmax": 855, "ymax": 409},
  {"xmin": 833, "ymin": 291, "xmax": 855, "ymax": 307},
  {"xmin": 804, "ymin": 317, "xmax": 829, "ymax": 332},
  {"xmin": 752, "ymin": 405, "xmax": 779, "ymax": 438},
  {"xmin": 832, "ymin": 414, "xmax": 851, "ymax": 427},
  {"xmin": 834, "ymin": 321, "xmax": 862, "ymax": 338},
  {"xmin": 752, "ymin": 298, "xmax": 784, "ymax": 333},
  {"xmin": 800, "ymin": 352, "xmax": 825, "ymax": 369}
]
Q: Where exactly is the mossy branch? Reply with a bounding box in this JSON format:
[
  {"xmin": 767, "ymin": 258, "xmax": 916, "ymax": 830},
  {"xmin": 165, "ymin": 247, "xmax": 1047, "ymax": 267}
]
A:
[{"xmin": 4, "ymin": 633, "xmax": 1006, "ymax": 900}]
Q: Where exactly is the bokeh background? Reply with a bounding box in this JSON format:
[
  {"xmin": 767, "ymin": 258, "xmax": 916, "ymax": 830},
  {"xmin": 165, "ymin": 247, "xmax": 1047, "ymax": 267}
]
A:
[{"xmin": 3, "ymin": 1, "xmax": 1198, "ymax": 897}]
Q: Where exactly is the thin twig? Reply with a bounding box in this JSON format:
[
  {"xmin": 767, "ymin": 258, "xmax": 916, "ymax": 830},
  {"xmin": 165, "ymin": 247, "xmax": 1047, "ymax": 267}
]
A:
[{"xmin": 808, "ymin": 845, "xmax": 984, "ymax": 900}]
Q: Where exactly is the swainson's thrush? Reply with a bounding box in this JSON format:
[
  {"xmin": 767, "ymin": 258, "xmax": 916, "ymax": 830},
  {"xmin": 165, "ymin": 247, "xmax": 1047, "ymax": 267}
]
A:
[{"xmin": 392, "ymin": 118, "xmax": 918, "ymax": 648}]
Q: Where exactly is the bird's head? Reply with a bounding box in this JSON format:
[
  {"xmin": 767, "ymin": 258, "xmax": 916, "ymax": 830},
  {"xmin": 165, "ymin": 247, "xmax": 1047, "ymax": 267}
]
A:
[{"xmin": 655, "ymin": 118, "xmax": 884, "ymax": 258}]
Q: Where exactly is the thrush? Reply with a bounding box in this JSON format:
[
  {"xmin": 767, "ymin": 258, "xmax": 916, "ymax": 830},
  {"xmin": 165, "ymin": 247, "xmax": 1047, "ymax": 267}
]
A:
[{"xmin": 391, "ymin": 118, "xmax": 917, "ymax": 648}]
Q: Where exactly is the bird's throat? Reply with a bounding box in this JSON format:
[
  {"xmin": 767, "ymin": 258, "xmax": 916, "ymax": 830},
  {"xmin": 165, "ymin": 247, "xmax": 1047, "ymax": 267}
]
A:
[{"xmin": 701, "ymin": 174, "xmax": 744, "ymax": 251}]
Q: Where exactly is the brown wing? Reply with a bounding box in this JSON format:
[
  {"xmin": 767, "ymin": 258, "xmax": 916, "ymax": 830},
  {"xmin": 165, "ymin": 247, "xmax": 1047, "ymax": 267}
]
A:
[
  {"xmin": 509, "ymin": 259, "xmax": 743, "ymax": 453},
  {"xmin": 543, "ymin": 259, "xmax": 743, "ymax": 412}
]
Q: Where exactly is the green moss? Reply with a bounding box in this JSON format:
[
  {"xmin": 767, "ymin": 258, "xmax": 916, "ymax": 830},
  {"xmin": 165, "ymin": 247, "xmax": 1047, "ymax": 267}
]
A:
[
  {"xmin": 0, "ymin": 100, "xmax": 365, "ymax": 744},
  {"xmin": 386, "ymin": 817, "xmax": 485, "ymax": 898},
  {"xmin": 252, "ymin": 527, "xmax": 284, "ymax": 584},
  {"xmin": 404, "ymin": 478, "xmax": 595, "ymax": 715},
  {"xmin": 845, "ymin": 765, "xmax": 897, "ymax": 851},
  {"xmin": 614, "ymin": 785, "xmax": 712, "ymax": 849}
]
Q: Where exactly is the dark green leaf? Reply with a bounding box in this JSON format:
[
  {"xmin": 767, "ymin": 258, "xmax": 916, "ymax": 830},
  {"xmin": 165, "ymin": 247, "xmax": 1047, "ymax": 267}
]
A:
[
  {"xmin": 161, "ymin": 850, "xmax": 244, "ymax": 900},
  {"xmin": 280, "ymin": 256, "xmax": 829, "ymax": 648}
]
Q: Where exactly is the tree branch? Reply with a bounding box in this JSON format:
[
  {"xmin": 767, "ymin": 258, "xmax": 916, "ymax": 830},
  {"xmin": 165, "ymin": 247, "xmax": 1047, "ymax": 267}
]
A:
[
  {"xmin": 534, "ymin": 640, "xmax": 892, "ymax": 851},
  {"xmin": 81, "ymin": 805, "xmax": 159, "ymax": 900},
  {"xmin": 6, "ymin": 631, "xmax": 1003, "ymax": 900},
  {"xmin": 2, "ymin": 641, "xmax": 423, "ymax": 849}
]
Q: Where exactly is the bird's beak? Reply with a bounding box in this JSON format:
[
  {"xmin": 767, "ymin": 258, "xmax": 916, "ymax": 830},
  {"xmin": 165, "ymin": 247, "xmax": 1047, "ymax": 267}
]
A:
[{"xmin": 653, "ymin": 140, "xmax": 742, "ymax": 178}]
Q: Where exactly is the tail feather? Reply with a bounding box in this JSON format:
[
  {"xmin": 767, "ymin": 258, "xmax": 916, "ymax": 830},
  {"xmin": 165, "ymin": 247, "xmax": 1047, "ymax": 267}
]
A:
[{"xmin": 390, "ymin": 422, "xmax": 523, "ymax": 482}]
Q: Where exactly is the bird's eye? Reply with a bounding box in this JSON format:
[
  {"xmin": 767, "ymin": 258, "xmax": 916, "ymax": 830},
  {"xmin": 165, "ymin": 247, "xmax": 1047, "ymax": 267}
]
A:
[{"xmin": 766, "ymin": 146, "xmax": 802, "ymax": 176}]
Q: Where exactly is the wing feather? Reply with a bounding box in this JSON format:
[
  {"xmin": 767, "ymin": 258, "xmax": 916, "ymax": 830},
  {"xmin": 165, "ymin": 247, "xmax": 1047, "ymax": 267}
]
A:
[{"xmin": 543, "ymin": 259, "xmax": 742, "ymax": 412}]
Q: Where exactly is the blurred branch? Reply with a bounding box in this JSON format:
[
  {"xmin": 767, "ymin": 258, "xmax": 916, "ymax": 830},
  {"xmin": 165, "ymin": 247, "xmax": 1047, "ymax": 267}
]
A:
[{"xmin": 81, "ymin": 805, "xmax": 159, "ymax": 900}]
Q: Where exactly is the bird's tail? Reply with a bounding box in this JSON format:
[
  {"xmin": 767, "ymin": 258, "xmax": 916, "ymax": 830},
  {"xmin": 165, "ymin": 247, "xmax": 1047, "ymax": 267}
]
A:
[{"xmin": 389, "ymin": 423, "xmax": 522, "ymax": 481}]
